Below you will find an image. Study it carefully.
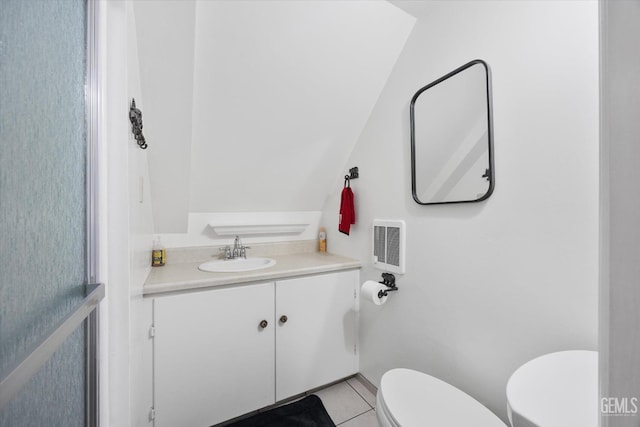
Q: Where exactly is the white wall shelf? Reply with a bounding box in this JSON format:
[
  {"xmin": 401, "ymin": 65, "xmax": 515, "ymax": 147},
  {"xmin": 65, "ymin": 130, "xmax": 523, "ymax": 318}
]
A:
[
  {"xmin": 211, "ymin": 223, "xmax": 309, "ymax": 236},
  {"xmin": 207, "ymin": 211, "xmax": 319, "ymax": 238}
]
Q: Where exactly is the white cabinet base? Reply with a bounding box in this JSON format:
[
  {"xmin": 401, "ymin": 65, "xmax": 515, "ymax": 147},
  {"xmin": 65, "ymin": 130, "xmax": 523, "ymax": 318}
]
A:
[
  {"xmin": 154, "ymin": 283, "xmax": 275, "ymax": 427},
  {"xmin": 151, "ymin": 270, "xmax": 359, "ymax": 426},
  {"xmin": 275, "ymin": 270, "xmax": 359, "ymax": 401}
]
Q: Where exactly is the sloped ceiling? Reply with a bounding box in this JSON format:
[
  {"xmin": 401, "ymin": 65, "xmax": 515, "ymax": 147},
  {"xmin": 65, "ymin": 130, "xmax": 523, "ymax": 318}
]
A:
[
  {"xmin": 388, "ymin": 0, "xmax": 441, "ymax": 18},
  {"xmin": 134, "ymin": 0, "xmax": 416, "ymax": 232}
]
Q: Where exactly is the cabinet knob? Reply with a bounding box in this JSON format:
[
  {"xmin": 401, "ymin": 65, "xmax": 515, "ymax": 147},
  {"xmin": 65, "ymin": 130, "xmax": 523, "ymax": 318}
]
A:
[
  {"xmin": 259, "ymin": 320, "xmax": 268, "ymax": 329},
  {"xmin": 279, "ymin": 315, "xmax": 288, "ymax": 324}
]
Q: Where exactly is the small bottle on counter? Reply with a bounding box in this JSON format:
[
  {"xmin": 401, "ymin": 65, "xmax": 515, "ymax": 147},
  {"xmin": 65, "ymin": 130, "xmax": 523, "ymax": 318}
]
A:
[
  {"xmin": 318, "ymin": 227, "xmax": 327, "ymax": 253},
  {"xmin": 152, "ymin": 236, "xmax": 166, "ymax": 267}
]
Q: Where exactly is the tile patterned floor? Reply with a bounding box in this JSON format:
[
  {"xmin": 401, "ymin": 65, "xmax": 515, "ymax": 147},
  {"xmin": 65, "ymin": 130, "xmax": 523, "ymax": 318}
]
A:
[
  {"xmin": 217, "ymin": 376, "xmax": 379, "ymax": 426},
  {"xmin": 313, "ymin": 377, "xmax": 379, "ymax": 426}
]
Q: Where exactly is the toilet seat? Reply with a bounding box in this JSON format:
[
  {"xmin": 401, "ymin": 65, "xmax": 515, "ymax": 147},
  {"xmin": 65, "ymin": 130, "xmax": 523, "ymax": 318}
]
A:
[{"xmin": 377, "ymin": 368, "xmax": 507, "ymax": 427}]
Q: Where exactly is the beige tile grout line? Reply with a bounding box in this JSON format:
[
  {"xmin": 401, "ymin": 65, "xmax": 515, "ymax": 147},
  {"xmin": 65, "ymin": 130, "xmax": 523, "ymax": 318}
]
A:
[
  {"xmin": 336, "ymin": 409, "xmax": 375, "ymax": 426},
  {"xmin": 334, "ymin": 379, "xmax": 376, "ymax": 426},
  {"xmin": 345, "ymin": 377, "xmax": 374, "ymax": 412}
]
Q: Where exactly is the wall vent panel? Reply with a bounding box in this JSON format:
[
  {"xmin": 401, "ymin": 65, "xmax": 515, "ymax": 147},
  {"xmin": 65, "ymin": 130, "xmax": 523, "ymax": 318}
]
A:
[{"xmin": 372, "ymin": 220, "xmax": 405, "ymax": 274}]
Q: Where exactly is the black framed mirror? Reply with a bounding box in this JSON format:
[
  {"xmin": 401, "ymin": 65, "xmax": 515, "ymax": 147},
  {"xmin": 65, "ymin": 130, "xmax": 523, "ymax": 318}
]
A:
[{"xmin": 410, "ymin": 59, "xmax": 494, "ymax": 205}]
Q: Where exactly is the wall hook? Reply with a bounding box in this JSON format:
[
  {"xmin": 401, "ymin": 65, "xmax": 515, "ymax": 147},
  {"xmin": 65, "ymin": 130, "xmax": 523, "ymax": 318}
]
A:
[
  {"xmin": 344, "ymin": 166, "xmax": 359, "ymax": 187},
  {"xmin": 348, "ymin": 167, "xmax": 359, "ymax": 180},
  {"xmin": 129, "ymin": 98, "xmax": 148, "ymax": 149}
]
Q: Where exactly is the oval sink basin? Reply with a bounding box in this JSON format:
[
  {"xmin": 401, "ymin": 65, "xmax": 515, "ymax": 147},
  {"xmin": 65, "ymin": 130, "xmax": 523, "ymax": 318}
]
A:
[{"xmin": 198, "ymin": 257, "xmax": 276, "ymax": 273}]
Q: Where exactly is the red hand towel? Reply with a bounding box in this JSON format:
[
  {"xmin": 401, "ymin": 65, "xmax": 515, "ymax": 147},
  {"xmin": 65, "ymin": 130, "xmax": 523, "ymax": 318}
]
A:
[{"xmin": 339, "ymin": 186, "xmax": 355, "ymax": 235}]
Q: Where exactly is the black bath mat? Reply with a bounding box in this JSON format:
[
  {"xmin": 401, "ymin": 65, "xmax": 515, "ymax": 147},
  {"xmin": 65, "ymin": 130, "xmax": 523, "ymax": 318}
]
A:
[{"xmin": 223, "ymin": 395, "xmax": 335, "ymax": 427}]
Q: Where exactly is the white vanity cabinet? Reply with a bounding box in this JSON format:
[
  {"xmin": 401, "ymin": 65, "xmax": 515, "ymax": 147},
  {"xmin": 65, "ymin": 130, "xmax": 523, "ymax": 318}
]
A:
[
  {"xmin": 153, "ymin": 282, "xmax": 276, "ymax": 427},
  {"xmin": 151, "ymin": 269, "xmax": 359, "ymax": 427},
  {"xmin": 275, "ymin": 270, "xmax": 359, "ymax": 401}
]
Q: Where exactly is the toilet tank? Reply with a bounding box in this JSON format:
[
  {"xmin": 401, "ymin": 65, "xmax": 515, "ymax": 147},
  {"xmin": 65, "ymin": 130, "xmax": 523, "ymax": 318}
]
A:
[{"xmin": 506, "ymin": 350, "xmax": 598, "ymax": 427}]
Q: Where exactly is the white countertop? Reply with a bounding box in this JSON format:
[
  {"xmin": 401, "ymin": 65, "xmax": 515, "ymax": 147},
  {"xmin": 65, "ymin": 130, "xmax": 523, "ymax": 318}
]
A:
[{"xmin": 144, "ymin": 252, "xmax": 361, "ymax": 295}]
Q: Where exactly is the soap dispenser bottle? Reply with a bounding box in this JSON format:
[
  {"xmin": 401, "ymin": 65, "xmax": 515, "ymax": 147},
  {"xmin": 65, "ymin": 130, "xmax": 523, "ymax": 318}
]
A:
[
  {"xmin": 318, "ymin": 227, "xmax": 327, "ymax": 253},
  {"xmin": 152, "ymin": 236, "xmax": 166, "ymax": 267}
]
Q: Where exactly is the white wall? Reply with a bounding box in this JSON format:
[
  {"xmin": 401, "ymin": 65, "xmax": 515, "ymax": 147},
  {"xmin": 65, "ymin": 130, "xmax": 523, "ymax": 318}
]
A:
[
  {"xmin": 133, "ymin": 0, "xmax": 196, "ymax": 233},
  {"xmin": 600, "ymin": 1, "xmax": 640, "ymax": 425},
  {"xmin": 127, "ymin": 2, "xmax": 156, "ymax": 425},
  {"xmin": 100, "ymin": 1, "xmax": 156, "ymax": 425},
  {"xmin": 100, "ymin": 1, "xmax": 130, "ymax": 425},
  {"xmin": 133, "ymin": 0, "xmax": 415, "ymax": 233},
  {"xmin": 158, "ymin": 211, "xmax": 322, "ymax": 248},
  {"xmin": 321, "ymin": 1, "xmax": 599, "ymax": 421}
]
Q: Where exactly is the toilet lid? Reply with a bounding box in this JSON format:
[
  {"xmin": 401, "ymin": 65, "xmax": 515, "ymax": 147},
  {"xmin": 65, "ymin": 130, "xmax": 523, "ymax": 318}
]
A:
[
  {"xmin": 379, "ymin": 368, "xmax": 506, "ymax": 427},
  {"xmin": 506, "ymin": 350, "xmax": 598, "ymax": 427}
]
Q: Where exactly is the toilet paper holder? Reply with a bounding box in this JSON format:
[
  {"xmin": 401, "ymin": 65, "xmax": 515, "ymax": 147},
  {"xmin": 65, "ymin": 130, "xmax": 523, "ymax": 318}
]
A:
[{"xmin": 378, "ymin": 273, "xmax": 398, "ymax": 299}]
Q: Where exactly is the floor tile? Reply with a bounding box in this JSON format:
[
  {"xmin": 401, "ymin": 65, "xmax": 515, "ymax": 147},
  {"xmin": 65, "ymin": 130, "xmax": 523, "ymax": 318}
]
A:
[
  {"xmin": 339, "ymin": 409, "xmax": 379, "ymax": 427},
  {"xmin": 346, "ymin": 377, "xmax": 377, "ymax": 408},
  {"xmin": 313, "ymin": 381, "xmax": 371, "ymax": 424}
]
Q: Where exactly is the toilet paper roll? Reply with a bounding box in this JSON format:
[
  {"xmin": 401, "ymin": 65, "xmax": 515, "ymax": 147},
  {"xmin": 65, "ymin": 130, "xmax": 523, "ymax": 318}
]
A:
[{"xmin": 361, "ymin": 280, "xmax": 388, "ymax": 306}]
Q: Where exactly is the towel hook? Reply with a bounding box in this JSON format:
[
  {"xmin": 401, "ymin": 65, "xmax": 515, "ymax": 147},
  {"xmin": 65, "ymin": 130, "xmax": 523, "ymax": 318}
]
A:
[{"xmin": 344, "ymin": 166, "xmax": 359, "ymax": 188}]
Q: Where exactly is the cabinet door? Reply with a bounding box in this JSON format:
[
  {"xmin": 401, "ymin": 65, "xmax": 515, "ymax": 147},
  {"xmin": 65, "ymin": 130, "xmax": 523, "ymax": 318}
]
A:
[
  {"xmin": 275, "ymin": 270, "xmax": 359, "ymax": 401},
  {"xmin": 154, "ymin": 282, "xmax": 275, "ymax": 427}
]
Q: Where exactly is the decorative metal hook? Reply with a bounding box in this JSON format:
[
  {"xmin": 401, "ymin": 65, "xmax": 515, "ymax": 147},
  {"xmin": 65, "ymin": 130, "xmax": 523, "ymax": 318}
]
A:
[
  {"xmin": 129, "ymin": 98, "xmax": 148, "ymax": 149},
  {"xmin": 344, "ymin": 166, "xmax": 359, "ymax": 188},
  {"xmin": 348, "ymin": 167, "xmax": 359, "ymax": 179}
]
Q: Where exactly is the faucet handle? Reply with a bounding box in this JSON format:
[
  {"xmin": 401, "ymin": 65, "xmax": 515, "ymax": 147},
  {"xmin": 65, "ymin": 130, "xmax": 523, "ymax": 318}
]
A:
[
  {"xmin": 240, "ymin": 246, "xmax": 250, "ymax": 259},
  {"xmin": 219, "ymin": 246, "xmax": 232, "ymax": 260}
]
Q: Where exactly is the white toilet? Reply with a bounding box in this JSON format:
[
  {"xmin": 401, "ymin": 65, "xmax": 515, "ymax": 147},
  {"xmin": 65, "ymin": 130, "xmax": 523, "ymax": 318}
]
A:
[
  {"xmin": 376, "ymin": 368, "xmax": 507, "ymax": 427},
  {"xmin": 506, "ymin": 350, "xmax": 598, "ymax": 427}
]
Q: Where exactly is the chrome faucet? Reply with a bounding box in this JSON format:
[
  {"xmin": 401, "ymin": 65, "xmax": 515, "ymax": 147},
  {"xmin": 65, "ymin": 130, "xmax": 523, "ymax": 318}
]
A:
[
  {"xmin": 220, "ymin": 236, "xmax": 250, "ymax": 260},
  {"xmin": 233, "ymin": 236, "xmax": 242, "ymax": 259}
]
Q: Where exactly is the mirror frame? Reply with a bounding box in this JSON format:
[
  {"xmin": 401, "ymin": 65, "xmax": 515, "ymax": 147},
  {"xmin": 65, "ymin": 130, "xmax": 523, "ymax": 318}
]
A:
[{"xmin": 410, "ymin": 59, "xmax": 494, "ymax": 205}]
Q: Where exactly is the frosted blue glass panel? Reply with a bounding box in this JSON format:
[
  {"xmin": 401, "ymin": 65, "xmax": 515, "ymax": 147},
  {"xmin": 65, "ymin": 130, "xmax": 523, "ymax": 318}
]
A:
[
  {"xmin": 0, "ymin": 326, "xmax": 85, "ymax": 427},
  {"xmin": 0, "ymin": 0, "xmax": 88, "ymax": 424}
]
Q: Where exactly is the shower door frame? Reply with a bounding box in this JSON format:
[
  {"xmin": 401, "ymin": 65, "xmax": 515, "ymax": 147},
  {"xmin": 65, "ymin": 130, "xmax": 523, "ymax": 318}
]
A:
[
  {"xmin": 85, "ymin": 0, "xmax": 101, "ymax": 425},
  {"xmin": 0, "ymin": 1, "xmax": 103, "ymax": 426}
]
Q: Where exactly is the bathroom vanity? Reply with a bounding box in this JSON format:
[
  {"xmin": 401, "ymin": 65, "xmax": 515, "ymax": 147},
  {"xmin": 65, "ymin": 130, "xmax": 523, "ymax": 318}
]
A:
[{"xmin": 143, "ymin": 248, "xmax": 361, "ymax": 427}]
